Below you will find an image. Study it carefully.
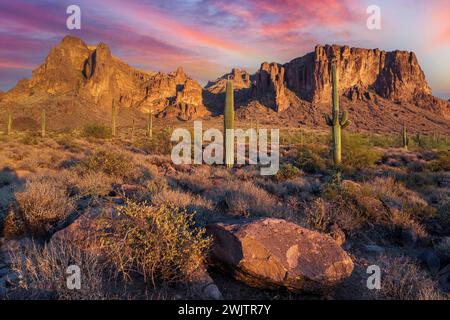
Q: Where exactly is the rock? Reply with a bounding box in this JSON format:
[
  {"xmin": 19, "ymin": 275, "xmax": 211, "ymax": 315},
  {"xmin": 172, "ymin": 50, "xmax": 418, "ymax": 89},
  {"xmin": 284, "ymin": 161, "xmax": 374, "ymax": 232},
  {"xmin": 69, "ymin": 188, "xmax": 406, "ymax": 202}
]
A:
[
  {"xmin": 51, "ymin": 203, "xmax": 117, "ymax": 247},
  {"xmin": 284, "ymin": 45, "xmax": 431, "ymax": 104},
  {"xmin": 205, "ymin": 68, "xmax": 252, "ymax": 94},
  {"xmin": 206, "ymin": 218, "xmax": 354, "ymax": 293},
  {"xmin": 418, "ymin": 250, "xmax": 441, "ymax": 275},
  {"xmin": 189, "ymin": 266, "xmax": 223, "ymax": 300},
  {"xmin": 251, "ymin": 62, "xmax": 296, "ymax": 112}
]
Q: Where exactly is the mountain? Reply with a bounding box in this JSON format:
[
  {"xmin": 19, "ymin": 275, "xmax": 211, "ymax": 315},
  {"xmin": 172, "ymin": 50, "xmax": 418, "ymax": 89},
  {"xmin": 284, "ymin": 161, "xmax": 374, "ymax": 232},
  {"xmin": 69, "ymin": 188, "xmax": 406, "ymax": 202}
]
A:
[
  {"xmin": 207, "ymin": 44, "xmax": 450, "ymax": 133},
  {"xmin": 0, "ymin": 36, "xmax": 209, "ymax": 129},
  {"xmin": 0, "ymin": 37, "xmax": 449, "ymax": 133}
]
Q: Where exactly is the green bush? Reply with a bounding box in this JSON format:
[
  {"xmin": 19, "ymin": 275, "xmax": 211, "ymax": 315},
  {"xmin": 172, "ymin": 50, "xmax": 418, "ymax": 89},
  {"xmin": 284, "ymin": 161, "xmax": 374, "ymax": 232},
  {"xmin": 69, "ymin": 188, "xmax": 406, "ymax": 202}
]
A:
[
  {"xmin": 342, "ymin": 134, "xmax": 382, "ymax": 171},
  {"xmin": 82, "ymin": 124, "xmax": 111, "ymax": 139},
  {"xmin": 275, "ymin": 164, "xmax": 302, "ymax": 181},
  {"xmin": 295, "ymin": 144, "xmax": 330, "ymax": 174}
]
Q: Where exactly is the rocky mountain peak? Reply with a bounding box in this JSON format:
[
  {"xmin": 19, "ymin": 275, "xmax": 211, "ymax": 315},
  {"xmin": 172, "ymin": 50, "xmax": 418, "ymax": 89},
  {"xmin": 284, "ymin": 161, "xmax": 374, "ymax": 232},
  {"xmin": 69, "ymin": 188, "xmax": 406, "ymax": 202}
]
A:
[
  {"xmin": 2, "ymin": 36, "xmax": 209, "ymax": 123},
  {"xmin": 205, "ymin": 67, "xmax": 252, "ymax": 94}
]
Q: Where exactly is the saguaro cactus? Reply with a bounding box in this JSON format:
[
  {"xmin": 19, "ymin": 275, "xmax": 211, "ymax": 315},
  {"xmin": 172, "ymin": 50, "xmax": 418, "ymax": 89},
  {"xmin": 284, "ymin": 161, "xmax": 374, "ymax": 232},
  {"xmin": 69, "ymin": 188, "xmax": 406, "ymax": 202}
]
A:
[
  {"xmin": 111, "ymin": 99, "xmax": 117, "ymax": 138},
  {"xmin": 402, "ymin": 123, "xmax": 409, "ymax": 150},
  {"xmin": 148, "ymin": 110, "xmax": 153, "ymax": 138},
  {"xmin": 324, "ymin": 64, "xmax": 350, "ymax": 166},
  {"xmin": 41, "ymin": 109, "xmax": 46, "ymax": 138},
  {"xmin": 7, "ymin": 110, "xmax": 12, "ymax": 136},
  {"xmin": 224, "ymin": 81, "xmax": 234, "ymax": 167}
]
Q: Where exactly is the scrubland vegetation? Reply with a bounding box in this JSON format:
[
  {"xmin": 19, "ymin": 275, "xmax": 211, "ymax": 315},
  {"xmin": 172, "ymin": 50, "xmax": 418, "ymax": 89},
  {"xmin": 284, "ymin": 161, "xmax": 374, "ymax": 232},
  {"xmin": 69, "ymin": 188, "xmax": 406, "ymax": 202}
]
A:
[{"xmin": 0, "ymin": 122, "xmax": 448, "ymax": 300}]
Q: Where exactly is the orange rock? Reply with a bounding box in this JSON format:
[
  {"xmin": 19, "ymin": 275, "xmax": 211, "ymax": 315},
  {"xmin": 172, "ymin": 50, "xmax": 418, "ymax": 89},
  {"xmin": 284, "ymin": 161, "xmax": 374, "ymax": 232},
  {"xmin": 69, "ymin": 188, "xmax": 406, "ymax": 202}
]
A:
[{"xmin": 206, "ymin": 218, "xmax": 354, "ymax": 293}]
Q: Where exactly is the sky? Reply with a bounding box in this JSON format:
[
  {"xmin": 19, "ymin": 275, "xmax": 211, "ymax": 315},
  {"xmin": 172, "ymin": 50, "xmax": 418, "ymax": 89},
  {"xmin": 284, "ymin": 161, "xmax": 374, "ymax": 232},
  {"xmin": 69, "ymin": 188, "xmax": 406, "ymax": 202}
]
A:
[{"xmin": 0, "ymin": 0, "xmax": 449, "ymax": 98}]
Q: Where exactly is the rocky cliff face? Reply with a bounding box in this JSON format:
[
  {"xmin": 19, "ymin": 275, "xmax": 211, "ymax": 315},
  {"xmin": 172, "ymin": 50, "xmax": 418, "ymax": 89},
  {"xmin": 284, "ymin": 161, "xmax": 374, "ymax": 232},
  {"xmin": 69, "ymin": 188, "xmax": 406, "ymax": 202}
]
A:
[
  {"xmin": 255, "ymin": 44, "xmax": 433, "ymax": 106},
  {"xmin": 3, "ymin": 36, "xmax": 208, "ymax": 121},
  {"xmin": 205, "ymin": 68, "xmax": 251, "ymax": 94},
  {"xmin": 207, "ymin": 44, "xmax": 448, "ymax": 123}
]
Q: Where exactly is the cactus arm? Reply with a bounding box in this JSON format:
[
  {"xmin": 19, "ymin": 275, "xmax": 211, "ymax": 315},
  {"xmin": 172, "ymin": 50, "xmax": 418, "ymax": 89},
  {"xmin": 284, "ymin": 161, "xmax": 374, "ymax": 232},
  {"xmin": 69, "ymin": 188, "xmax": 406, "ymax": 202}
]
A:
[
  {"xmin": 324, "ymin": 114, "xmax": 333, "ymax": 126},
  {"xmin": 341, "ymin": 120, "xmax": 351, "ymax": 129},
  {"xmin": 339, "ymin": 110, "xmax": 348, "ymax": 125}
]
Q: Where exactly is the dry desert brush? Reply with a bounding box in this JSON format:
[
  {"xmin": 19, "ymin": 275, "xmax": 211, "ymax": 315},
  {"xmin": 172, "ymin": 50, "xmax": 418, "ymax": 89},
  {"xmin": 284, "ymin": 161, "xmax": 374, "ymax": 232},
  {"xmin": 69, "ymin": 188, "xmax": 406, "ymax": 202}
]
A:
[{"xmin": 98, "ymin": 201, "xmax": 211, "ymax": 287}]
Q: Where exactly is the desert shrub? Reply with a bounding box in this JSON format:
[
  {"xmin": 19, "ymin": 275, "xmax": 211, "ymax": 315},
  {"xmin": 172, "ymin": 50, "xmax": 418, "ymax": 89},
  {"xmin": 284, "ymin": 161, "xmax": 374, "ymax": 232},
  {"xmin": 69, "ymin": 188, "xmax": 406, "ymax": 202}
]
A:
[
  {"xmin": 377, "ymin": 255, "xmax": 444, "ymax": 300},
  {"xmin": 204, "ymin": 180, "xmax": 280, "ymax": 217},
  {"xmin": 80, "ymin": 150, "xmax": 134, "ymax": 179},
  {"xmin": 71, "ymin": 171, "xmax": 115, "ymax": 197},
  {"xmin": 99, "ymin": 202, "xmax": 210, "ymax": 286},
  {"xmin": 275, "ymin": 164, "xmax": 302, "ymax": 181},
  {"xmin": 151, "ymin": 188, "xmax": 214, "ymax": 219},
  {"xmin": 259, "ymin": 176, "xmax": 320, "ymax": 199},
  {"xmin": 10, "ymin": 239, "xmax": 108, "ymax": 299},
  {"xmin": 320, "ymin": 184, "xmax": 371, "ymax": 232},
  {"xmin": 55, "ymin": 134, "xmax": 80, "ymax": 150},
  {"xmin": 82, "ymin": 123, "xmax": 111, "ymax": 139},
  {"xmin": 341, "ymin": 134, "xmax": 382, "ymax": 171},
  {"xmin": 4, "ymin": 175, "xmax": 75, "ymax": 238},
  {"xmin": 361, "ymin": 177, "xmax": 430, "ymax": 217},
  {"xmin": 134, "ymin": 128, "xmax": 172, "ymax": 155},
  {"xmin": 426, "ymin": 150, "xmax": 450, "ymax": 172},
  {"xmin": 173, "ymin": 172, "xmax": 213, "ymax": 194},
  {"xmin": 368, "ymin": 133, "xmax": 398, "ymax": 148},
  {"xmin": 319, "ymin": 178, "xmax": 430, "ymax": 236},
  {"xmin": 20, "ymin": 132, "xmax": 39, "ymax": 145},
  {"xmin": 295, "ymin": 144, "xmax": 330, "ymax": 174}
]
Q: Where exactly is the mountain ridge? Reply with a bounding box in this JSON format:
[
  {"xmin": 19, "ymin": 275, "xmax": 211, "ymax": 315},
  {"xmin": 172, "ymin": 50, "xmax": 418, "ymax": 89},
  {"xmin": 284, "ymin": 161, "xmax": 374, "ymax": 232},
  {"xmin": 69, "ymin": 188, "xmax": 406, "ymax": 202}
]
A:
[{"xmin": 0, "ymin": 36, "xmax": 449, "ymax": 133}]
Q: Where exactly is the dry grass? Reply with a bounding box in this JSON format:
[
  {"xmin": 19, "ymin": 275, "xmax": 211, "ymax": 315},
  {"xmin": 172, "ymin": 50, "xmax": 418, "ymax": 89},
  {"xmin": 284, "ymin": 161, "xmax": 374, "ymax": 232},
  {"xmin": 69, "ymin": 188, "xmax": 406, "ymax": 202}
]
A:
[
  {"xmin": 377, "ymin": 255, "xmax": 445, "ymax": 300},
  {"xmin": 10, "ymin": 239, "xmax": 108, "ymax": 300},
  {"xmin": 204, "ymin": 180, "xmax": 280, "ymax": 217},
  {"xmin": 4, "ymin": 175, "xmax": 75, "ymax": 238}
]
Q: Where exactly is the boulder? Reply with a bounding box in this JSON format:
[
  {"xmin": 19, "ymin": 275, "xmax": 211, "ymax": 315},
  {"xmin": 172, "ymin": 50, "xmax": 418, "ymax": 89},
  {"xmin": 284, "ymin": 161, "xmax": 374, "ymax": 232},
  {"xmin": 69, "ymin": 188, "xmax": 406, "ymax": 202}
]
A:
[{"xmin": 206, "ymin": 218, "xmax": 354, "ymax": 293}]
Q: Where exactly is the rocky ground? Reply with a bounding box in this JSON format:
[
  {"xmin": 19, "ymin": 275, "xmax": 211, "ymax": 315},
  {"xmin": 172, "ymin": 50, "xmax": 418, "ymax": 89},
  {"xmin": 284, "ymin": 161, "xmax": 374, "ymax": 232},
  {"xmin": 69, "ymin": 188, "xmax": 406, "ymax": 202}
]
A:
[{"xmin": 0, "ymin": 124, "xmax": 449, "ymax": 300}]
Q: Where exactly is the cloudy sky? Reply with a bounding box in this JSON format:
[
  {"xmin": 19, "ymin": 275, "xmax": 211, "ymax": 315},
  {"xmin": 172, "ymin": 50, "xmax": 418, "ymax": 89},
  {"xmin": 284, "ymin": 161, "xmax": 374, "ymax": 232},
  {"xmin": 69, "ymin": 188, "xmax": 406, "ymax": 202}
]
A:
[{"xmin": 0, "ymin": 0, "xmax": 449, "ymax": 98}]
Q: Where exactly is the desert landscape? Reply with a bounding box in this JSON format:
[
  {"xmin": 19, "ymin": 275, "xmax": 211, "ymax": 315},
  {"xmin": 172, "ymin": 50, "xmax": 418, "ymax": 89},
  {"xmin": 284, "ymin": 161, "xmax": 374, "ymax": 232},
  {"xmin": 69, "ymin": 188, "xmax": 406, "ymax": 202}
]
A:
[{"xmin": 0, "ymin": 34, "xmax": 449, "ymax": 301}]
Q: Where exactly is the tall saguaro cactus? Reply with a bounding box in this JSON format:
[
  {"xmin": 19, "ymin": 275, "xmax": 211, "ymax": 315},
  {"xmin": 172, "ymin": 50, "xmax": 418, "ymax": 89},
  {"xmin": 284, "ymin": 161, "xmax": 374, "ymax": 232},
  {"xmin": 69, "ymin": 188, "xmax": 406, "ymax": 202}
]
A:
[
  {"xmin": 7, "ymin": 110, "xmax": 12, "ymax": 136},
  {"xmin": 402, "ymin": 122, "xmax": 409, "ymax": 150},
  {"xmin": 325, "ymin": 64, "xmax": 350, "ymax": 166},
  {"xmin": 148, "ymin": 110, "xmax": 153, "ymax": 138},
  {"xmin": 224, "ymin": 81, "xmax": 234, "ymax": 167},
  {"xmin": 41, "ymin": 109, "xmax": 46, "ymax": 138},
  {"xmin": 111, "ymin": 99, "xmax": 117, "ymax": 138}
]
